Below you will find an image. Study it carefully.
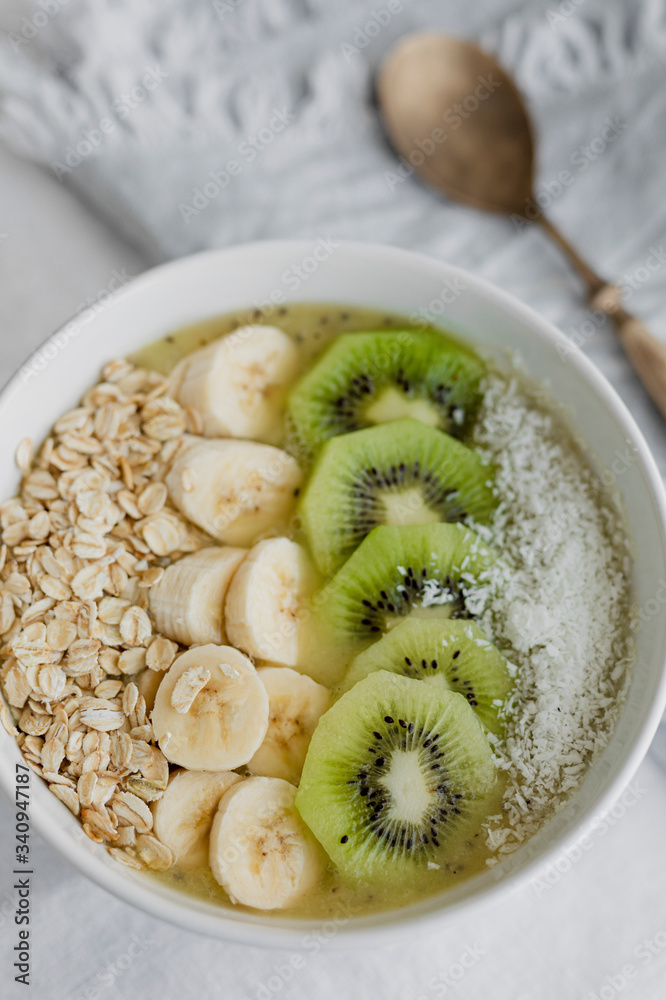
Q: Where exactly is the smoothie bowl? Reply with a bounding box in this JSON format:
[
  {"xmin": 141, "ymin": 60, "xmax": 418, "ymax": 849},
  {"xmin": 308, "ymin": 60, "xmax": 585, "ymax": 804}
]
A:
[{"xmin": 0, "ymin": 241, "xmax": 665, "ymax": 946}]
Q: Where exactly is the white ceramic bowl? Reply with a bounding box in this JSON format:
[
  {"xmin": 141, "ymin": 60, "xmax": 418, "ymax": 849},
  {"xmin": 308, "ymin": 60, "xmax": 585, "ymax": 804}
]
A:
[{"xmin": 1, "ymin": 241, "xmax": 665, "ymax": 947}]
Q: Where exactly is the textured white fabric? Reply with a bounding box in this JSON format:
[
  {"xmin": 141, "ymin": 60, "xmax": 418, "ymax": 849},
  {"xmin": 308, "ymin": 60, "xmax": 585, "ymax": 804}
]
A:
[
  {"xmin": 2, "ymin": 0, "xmax": 666, "ymax": 462},
  {"xmin": 1, "ymin": 0, "xmax": 666, "ymax": 997}
]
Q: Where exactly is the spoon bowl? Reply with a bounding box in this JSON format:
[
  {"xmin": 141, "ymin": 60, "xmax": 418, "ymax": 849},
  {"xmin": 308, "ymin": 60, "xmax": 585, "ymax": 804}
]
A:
[
  {"xmin": 377, "ymin": 33, "xmax": 535, "ymax": 215},
  {"xmin": 377, "ymin": 31, "xmax": 666, "ymax": 422}
]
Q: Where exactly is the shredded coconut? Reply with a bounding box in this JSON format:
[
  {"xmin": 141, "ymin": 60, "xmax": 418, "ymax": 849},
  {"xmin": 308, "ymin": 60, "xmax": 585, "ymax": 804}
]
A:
[{"xmin": 472, "ymin": 373, "xmax": 634, "ymax": 857}]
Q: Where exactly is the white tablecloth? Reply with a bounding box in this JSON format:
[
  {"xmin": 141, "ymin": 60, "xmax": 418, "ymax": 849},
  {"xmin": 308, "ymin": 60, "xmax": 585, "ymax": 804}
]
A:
[{"xmin": 1, "ymin": 0, "xmax": 666, "ymax": 996}]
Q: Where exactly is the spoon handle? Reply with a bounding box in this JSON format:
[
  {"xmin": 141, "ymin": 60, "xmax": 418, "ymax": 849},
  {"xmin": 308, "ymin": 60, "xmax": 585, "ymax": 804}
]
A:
[
  {"xmin": 600, "ymin": 300, "xmax": 666, "ymax": 421},
  {"xmin": 539, "ymin": 215, "xmax": 666, "ymax": 420},
  {"xmin": 538, "ymin": 215, "xmax": 605, "ymax": 298}
]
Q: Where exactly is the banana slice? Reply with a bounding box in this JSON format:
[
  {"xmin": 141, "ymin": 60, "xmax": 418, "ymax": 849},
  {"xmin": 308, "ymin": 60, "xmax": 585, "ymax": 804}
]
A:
[
  {"xmin": 166, "ymin": 437, "xmax": 302, "ymax": 546},
  {"xmin": 152, "ymin": 769, "xmax": 242, "ymax": 869},
  {"xmin": 249, "ymin": 668, "xmax": 331, "ymax": 783},
  {"xmin": 149, "ymin": 546, "xmax": 246, "ymax": 646},
  {"xmin": 152, "ymin": 645, "xmax": 269, "ymax": 770},
  {"xmin": 170, "ymin": 325, "xmax": 300, "ymax": 443},
  {"xmin": 225, "ymin": 538, "xmax": 316, "ymax": 667},
  {"xmin": 210, "ymin": 776, "xmax": 322, "ymax": 909}
]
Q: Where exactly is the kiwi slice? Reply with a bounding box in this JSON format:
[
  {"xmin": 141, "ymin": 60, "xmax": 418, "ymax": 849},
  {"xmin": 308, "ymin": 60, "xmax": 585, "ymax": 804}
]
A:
[
  {"xmin": 287, "ymin": 330, "xmax": 485, "ymax": 459},
  {"xmin": 299, "ymin": 418, "xmax": 496, "ymax": 575},
  {"xmin": 317, "ymin": 523, "xmax": 495, "ymax": 668},
  {"xmin": 339, "ymin": 619, "xmax": 511, "ymax": 735},
  {"xmin": 295, "ymin": 670, "xmax": 496, "ymax": 883}
]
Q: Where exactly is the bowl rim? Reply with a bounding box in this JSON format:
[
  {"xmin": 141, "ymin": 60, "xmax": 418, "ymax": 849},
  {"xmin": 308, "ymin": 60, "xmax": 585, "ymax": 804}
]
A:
[{"xmin": 1, "ymin": 238, "xmax": 666, "ymax": 948}]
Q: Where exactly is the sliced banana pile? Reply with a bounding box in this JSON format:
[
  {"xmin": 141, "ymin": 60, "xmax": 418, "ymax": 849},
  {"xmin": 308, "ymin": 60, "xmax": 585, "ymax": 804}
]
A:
[
  {"xmin": 152, "ymin": 645, "xmax": 269, "ymax": 770},
  {"xmin": 149, "ymin": 546, "xmax": 247, "ymax": 646},
  {"xmin": 248, "ymin": 667, "xmax": 331, "ymax": 783},
  {"xmin": 153, "ymin": 769, "xmax": 242, "ymax": 869},
  {"xmin": 225, "ymin": 537, "xmax": 317, "ymax": 668},
  {"xmin": 209, "ymin": 776, "xmax": 323, "ymax": 910},
  {"xmin": 166, "ymin": 437, "xmax": 302, "ymax": 546},
  {"xmin": 148, "ymin": 641, "xmax": 331, "ymax": 909},
  {"xmin": 149, "ymin": 536, "xmax": 317, "ymax": 665},
  {"xmin": 143, "ymin": 326, "xmax": 333, "ymax": 911},
  {"xmin": 170, "ymin": 324, "xmax": 300, "ymax": 443}
]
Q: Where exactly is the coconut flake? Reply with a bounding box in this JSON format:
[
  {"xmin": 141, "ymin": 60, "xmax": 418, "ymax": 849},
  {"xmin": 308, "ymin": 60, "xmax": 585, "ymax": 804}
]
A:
[{"xmin": 473, "ymin": 373, "xmax": 633, "ymax": 851}]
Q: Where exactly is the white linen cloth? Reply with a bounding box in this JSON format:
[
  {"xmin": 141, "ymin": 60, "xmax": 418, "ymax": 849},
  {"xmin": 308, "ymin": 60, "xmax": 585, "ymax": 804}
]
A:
[{"xmin": 1, "ymin": 0, "xmax": 666, "ymax": 996}]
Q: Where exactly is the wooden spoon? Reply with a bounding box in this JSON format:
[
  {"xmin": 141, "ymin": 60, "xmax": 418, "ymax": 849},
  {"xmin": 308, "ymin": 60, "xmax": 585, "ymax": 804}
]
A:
[{"xmin": 377, "ymin": 33, "xmax": 666, "ymax": 419}]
